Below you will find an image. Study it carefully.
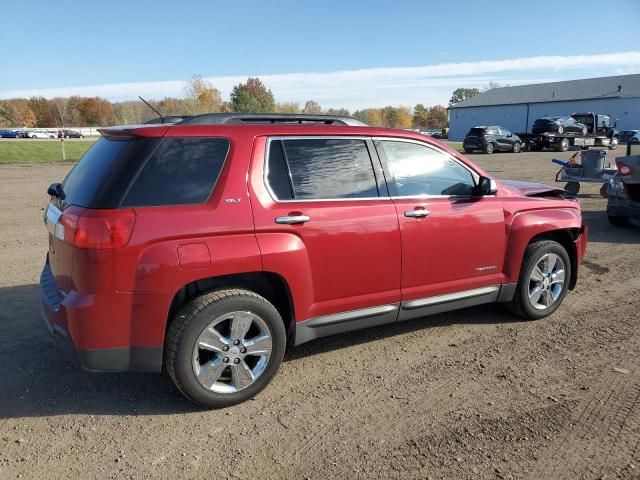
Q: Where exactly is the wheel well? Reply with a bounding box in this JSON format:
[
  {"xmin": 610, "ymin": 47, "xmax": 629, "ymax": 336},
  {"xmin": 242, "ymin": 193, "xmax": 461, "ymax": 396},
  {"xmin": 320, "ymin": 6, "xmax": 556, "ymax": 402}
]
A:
[
  {"xmin": 528, "ymin": 229, "xmax": 580, "ymax": 289},
  {"xmin": 166, "ymin": 272, "xmax": 296, "ymax": 346}
]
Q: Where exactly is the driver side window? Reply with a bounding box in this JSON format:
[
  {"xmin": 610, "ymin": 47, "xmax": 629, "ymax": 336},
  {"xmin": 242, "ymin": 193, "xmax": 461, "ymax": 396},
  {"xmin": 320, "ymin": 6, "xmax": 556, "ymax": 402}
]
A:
[{"xmin": 378, "ymin": 140, "xmax": 476, "ymax": 196}]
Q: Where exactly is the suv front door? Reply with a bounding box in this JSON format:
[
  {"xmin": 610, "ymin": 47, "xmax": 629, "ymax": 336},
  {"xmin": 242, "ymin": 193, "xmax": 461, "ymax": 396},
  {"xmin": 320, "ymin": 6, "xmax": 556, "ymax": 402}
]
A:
[
  {"xmin": 250, "ymin": 136, "xmax": 402, "ymax": 331},
  {"xmin": 374, "ymin": 138, "xmax": 506, "ymax": 321}
]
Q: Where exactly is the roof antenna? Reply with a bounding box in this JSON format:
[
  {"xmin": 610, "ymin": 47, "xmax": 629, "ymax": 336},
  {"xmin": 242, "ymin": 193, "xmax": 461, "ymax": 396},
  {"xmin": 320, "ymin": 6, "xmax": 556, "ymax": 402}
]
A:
[{"xmin": 138, "ymin": 96, "xmax": 164, "ymax": 123}]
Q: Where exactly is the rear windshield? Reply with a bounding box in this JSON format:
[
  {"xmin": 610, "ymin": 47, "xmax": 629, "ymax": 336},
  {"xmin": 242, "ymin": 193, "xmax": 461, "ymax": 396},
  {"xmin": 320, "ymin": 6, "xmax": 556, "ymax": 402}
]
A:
[
  {"xmin": 62, "ymin": 138, "xmax": 135, "ymax": 208},
  {"xmin": 468, "ymin": 128, "xmax": 485, "ymax": 135},
  {"xmin": 61, "ymin": 136, "xmax": 230, "ymax": 209}
]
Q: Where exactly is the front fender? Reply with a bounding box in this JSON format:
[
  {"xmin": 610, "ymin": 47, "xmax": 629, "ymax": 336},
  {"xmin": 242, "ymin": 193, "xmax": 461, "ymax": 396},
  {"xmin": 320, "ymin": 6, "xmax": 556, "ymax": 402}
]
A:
[{"xmin": 503, "ymin": 207, "xmax": 583, "ymax": 285}]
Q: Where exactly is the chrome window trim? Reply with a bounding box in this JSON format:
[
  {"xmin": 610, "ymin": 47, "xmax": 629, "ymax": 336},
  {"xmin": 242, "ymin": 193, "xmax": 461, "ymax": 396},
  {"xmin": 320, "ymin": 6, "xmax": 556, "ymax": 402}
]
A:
[
  {"xmin": 372, "ymin": 136, "xmax": 484, "ymax": 199},
  {"xmin": 263, "ymin": 136, "xmax": 387, "ymax": 203},
  {"xmin": 401, "ymin": 285, "xmax": 500, "ymax": 310}
]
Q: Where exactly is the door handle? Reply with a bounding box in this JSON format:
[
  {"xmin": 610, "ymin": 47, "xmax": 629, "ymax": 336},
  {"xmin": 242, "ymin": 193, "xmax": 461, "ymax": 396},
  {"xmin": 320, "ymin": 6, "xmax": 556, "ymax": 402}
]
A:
[
  {"xmin": 404, "ymin": 209, "xmax": 431, "ymax": 218},
  {"xmin": 275, "ymin": 215, "xmax": 311, "ymax": 224}
]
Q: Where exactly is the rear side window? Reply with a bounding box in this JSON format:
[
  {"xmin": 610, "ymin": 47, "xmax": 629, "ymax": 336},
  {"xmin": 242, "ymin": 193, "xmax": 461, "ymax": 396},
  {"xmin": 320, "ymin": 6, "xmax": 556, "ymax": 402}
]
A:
[
  {"xmin": 267, "ymin": 138, "xmax": 379, "ymax": 200},
  {"xmin": 122, "ymin": 138, "xmax": 229, "ymax": 207}
]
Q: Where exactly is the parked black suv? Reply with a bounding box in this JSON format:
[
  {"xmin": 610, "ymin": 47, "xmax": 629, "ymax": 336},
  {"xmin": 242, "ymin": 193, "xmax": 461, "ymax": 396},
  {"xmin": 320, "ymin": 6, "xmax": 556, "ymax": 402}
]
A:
[{"xmin": 463, "ymin": 126, "xmax": 522, "ymax": 154}]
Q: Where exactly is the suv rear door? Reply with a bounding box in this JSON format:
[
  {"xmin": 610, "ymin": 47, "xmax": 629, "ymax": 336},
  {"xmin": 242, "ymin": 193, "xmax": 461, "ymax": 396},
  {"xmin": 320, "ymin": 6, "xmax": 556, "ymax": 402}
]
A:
[
  {"xmin": 250, "ymin": 136, "xmax": 401, "ymax": 325},
  {"xmin": 374, "ymin": 138, "xmax": 506, "ymax": 321}
]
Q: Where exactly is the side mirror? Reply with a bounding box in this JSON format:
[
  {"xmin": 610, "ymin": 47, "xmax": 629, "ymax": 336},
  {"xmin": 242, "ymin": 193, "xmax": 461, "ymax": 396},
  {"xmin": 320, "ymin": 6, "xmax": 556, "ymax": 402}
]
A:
[{"xmin": 474, "ymin": 176, "xmax": 497, "ymax": 196}]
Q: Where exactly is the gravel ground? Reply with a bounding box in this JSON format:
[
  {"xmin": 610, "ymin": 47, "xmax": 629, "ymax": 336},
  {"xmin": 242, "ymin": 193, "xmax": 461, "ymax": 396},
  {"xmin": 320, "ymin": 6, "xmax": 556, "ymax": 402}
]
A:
[{"xmin": 0, "ymin": 148, "xmax": 639, "ymax": 479}]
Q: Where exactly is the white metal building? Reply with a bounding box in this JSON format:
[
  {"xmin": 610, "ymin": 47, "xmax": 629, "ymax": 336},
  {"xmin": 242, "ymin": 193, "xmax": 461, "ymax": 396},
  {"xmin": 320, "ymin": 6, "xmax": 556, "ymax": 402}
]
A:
[{"xmin": 448, "ymin": 74, "xmax": 640, "ymax": 141}]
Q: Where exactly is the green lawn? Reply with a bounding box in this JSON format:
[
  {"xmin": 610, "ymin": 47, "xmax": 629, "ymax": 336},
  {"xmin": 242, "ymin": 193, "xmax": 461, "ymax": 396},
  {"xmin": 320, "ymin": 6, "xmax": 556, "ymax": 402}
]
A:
[{"xmin": 0, "ymin": 140, "xmax": 95, "ymax": 163}]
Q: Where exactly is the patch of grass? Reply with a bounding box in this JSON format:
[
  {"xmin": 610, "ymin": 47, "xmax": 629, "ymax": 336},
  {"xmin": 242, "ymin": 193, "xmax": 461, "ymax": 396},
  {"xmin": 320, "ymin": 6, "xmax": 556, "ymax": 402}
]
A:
[
  {"xmin": 0, "ymin": 140, "xmax": 95, "ymax": 163},
  {"xmin": 443, "ymin": 141, "xmax": 464, "ymax": 153}
]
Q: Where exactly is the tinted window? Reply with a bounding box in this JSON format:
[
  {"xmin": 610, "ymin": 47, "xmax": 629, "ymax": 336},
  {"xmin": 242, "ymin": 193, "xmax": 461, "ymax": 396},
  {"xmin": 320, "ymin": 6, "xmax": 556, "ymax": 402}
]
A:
[
  {"xmin": 379, "ymin": 140, "xmax": 476, "ymax": 196},
  {"xmin": 269, "ymin": 138, "xmax": 378, "ymax": 200},
  {"xmin": 62, "ymin": 138, "xmax": 135, "ymax": 208},
  {"xmin": 122, "ymin": 138, "xmax": 229, "ymax": 207},
  {"xmin": 266, "ymin": 140, "xmax": 294, "ymax": 200},
  {"xmin": 468, "ymin": 128, "xmax": 485, "ymax": 136}
]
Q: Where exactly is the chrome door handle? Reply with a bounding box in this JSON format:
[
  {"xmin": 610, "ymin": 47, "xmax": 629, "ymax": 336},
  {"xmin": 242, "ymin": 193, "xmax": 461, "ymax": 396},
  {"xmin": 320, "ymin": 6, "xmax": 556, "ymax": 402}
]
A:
[
  {"xmin": 275, "ymin": 215, "xmax": 311, "ymax": 224},
  {"xmin": 404, "ymin": 209, "xmax": 431, "ymax": 218}
]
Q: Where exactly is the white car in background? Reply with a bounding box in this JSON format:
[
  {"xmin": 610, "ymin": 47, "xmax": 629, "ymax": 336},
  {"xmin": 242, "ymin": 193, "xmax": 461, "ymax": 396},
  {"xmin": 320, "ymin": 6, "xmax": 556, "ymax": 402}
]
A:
[{"xmin": 26, "ymin": 130, "xmax": 57, "ymax": 139}]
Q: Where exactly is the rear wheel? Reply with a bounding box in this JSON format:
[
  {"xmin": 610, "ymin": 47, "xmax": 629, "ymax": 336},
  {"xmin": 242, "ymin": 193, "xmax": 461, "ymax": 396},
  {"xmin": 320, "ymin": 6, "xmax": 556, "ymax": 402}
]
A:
[
  {"xmin": 557, "ymin": 137, "xmax": 570, "ymax": 152},
  {"xmin": 484, "ymin": 142, "xmax": 495, "ymax": 154},
  {"xmin": 512, "ymin": 142, "xmax": 521, "ymax": 153},
  {"xmin": 599, "ymin": 183, "xmax": 609, "ymax": 198},
  {"xmin": 464, "ymin": 148, "xmax": 474, "ymax": 153},
  {"xmin": 165, "ymin": 289, "xmax": 286, "ymax": 408},
  {"xmin": 506, "ymin": 240, "xmax": 571, "ymax": 320}
]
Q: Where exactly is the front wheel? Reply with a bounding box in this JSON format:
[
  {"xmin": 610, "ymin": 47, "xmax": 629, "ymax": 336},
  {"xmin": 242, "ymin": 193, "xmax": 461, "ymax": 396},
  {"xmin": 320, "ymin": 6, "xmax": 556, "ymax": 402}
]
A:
[
  {"xmin": 512, "ymin": 142, "xmax": 521, "ymax": 153},
  {"xmin": 505, "ymin": 240, "xmax": 571, "ymax": 320},
  {"xmin": 484, "ymin": 142, "xmax": 495, "ymax": 154},
  {"xmin": 165, "ymin": 289, "xmax": 286, "ymax": 408}
]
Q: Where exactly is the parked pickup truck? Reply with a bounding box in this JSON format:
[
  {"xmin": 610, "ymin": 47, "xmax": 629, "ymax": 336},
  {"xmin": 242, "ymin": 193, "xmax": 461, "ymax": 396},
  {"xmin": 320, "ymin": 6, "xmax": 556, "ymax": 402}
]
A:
[{"xmin": 40, "ymin": 113, "xmax": 588, "ymax": 408}]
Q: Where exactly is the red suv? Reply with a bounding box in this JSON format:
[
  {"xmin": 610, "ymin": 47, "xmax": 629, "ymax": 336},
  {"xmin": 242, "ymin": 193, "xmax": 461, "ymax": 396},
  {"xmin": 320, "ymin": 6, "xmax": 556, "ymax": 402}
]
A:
[{"xmin": 41, "ymin": 113, "xmax": 588, "ymax": 408}]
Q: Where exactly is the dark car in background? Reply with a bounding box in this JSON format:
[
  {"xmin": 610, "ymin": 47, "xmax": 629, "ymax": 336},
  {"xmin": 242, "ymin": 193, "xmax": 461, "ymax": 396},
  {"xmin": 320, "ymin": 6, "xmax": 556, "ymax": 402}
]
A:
[
  {"xmin": 59, "ymin": 129, "xmax": 84, "ymax": 139},
  {"xmin": 619, "ymin": 130, "xmax": 640, "ymax": 143},
  {"xmin": 532, "ymin": 116, "xmax": 588, "ymax": 135},
  {"xmin": 463, "ymin": 126, "xmax": 522, "ymax": 154}
]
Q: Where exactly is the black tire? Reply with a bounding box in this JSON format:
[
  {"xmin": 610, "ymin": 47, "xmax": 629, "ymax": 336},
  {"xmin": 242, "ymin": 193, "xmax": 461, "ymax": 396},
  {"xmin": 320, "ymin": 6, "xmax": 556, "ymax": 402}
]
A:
[
  {"xmin": 564, "ymin": 181, "xmax": 580, "ymax": 195},
  {"xmin": 484, "ymin": 142, "xmax": 495, "ymax": 154},
  {"xmin": 599, "ymin": 183, "xmax": 609, "ymax": 198},
  {"xmin": 505, "ymin": 240, "xmax": 572, "ymax": 320},
  {"xmin": 631, "ymin": 138, "xmax": 639, "ymax": 144},
  {"xmin": 557, "ymin": 138, "xmax": 570, "ymax": 152},
  {"xmin": 608, "ymin": 136, "xmax": 618, "ymax": 150},
  {"xmin": 165, "ymin": 288, "xmax": 286, "ymax": 408},
  {"xmin": 512, "ymin": 142, "xmax": 521, "ymax": 153},
  {"xmin": 464, "ymin": 148, "xmax": 474, "ymax": 153},
  {"xmin": 608, "ymin": 215, "xmax": 630, "ymax": 227}
]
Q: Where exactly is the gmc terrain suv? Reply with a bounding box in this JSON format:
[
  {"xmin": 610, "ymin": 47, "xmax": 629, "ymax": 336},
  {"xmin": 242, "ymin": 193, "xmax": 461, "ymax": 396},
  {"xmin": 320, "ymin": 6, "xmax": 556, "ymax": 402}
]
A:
[{"xmin": 41, "ymin": 113, "xmax": 588, "ymax": 408}]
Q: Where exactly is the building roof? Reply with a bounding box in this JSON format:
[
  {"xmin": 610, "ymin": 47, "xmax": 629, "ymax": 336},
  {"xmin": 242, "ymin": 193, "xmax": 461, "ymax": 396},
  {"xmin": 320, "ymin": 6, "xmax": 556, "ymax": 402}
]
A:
[{"xmin": 450, "ymin": 74, "xmax": 640, "ymax": 109}]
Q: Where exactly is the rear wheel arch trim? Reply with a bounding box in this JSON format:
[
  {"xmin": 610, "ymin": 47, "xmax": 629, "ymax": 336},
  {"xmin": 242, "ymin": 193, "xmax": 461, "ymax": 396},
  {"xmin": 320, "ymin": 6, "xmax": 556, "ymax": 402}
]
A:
[{"xmin": 164, "ymin": 271, "xmax": 297, "ymax": 350}]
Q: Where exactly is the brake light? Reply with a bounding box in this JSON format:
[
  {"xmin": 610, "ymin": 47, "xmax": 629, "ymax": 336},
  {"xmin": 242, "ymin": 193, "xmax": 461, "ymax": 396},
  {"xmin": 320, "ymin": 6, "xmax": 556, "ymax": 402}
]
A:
[
  {"xmin": 58, "ymin": 207, "xmax": 136, "ymax": 249},
  {"xmin": 617, "ymin": 163, "xmax": 634, "ymax": 176}
]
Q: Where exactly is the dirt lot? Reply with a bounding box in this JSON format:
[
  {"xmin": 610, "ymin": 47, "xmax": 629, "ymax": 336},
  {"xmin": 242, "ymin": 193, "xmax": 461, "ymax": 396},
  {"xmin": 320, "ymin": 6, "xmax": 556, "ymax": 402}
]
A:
[{"xmin": 1, "ymin": 149, "xmax": 639, "ymax": 480}]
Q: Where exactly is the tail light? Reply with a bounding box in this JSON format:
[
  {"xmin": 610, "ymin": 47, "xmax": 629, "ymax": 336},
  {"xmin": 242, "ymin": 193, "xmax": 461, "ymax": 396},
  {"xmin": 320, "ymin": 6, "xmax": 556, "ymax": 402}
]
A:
[
  {"xmin": 56, "ymin": 206, "xmax": 136, "ymax": 249},
  {"xmin": 617, "ymin": 163, "xmax": 634, "ymax": 176}
]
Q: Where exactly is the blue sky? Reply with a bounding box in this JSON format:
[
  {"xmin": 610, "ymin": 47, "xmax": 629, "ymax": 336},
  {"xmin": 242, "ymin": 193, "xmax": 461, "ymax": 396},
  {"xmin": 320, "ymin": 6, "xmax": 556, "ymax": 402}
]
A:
[{"xmin": 1, "ymin": 0, "xmax": 639, "ymax": 109}]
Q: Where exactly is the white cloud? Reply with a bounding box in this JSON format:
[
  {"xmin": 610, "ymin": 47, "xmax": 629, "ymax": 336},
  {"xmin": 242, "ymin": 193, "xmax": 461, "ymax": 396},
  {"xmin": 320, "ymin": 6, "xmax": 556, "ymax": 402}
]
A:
[{"xmin": 1, "ymin": 52, "xmax": 639, "ymax": 110}]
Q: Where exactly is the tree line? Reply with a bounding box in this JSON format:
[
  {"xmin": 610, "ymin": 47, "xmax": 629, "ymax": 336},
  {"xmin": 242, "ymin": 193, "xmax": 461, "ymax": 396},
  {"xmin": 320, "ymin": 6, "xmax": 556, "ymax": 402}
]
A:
[{"xmin": 0, "ymin": 75, "xmax": 452, "ymax": 129}]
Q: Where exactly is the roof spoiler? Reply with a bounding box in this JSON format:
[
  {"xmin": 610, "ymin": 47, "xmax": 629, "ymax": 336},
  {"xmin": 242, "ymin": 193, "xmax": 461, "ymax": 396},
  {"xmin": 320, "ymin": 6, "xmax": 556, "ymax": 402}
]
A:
[{"xmin": 98, "ymin": 125, "xmax": 168, "ymax": 138}]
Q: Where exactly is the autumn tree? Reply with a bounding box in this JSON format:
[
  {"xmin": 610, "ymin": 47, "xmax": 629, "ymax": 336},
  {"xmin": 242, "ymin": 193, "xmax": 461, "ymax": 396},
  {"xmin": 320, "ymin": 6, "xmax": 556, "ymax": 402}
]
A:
[
  {"xmin": 230, "ymin": 77, "xmax": 275, "ymax": 113},
  {"xmin": 184, "ymin": 75, "xmax": 222, "ymax": 114},
  {"xmin": 427, "ymin": 105, "xmax": 448, "ymax": 129},
  {"xmin": 302, "ymin": 100, "xmax": 322, "ymax": 114},
  {"xmin": 449, "ymin": 87, "xmax": 480, "ymax": 106},
  {"xmin": 81, "ymin": 97, "xmax": 116, "ymax": 126},
  {"xmin": 412, "ymin": 104, "xmax": 429, "ymax": 128},
  {"xmin": 28, "ymin": 97, "xmax": 56, "ymax": 127},
  {"xmin": 275, "ymin": 102, "xmax": 301, "ymax": 113},
  {"xmin": 325, "ymin": 108, "xmax": 350, "ymax": 116}
]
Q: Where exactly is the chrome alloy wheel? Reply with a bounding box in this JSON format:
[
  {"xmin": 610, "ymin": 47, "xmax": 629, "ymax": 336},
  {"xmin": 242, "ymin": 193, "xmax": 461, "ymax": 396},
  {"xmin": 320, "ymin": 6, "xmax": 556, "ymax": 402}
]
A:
[
  {"xmin": 528, "ymin": 253, "xmax": 566, "ymax": 310},
  {"xmin": 192, "ymin": 311, "xmax": 272, "ymax": 393}
]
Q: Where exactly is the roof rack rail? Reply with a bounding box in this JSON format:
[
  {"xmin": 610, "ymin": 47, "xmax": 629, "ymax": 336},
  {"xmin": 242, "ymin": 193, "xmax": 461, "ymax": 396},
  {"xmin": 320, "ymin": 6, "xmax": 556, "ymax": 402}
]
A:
[{"xmin": 176, "ymin": 113, "xmax": 367, "ymax": 126}]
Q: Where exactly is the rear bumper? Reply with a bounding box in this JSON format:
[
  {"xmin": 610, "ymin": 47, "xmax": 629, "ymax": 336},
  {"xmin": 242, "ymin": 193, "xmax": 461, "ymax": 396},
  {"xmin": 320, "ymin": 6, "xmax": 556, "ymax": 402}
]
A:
[{"xmin": 40, "ymin": 262, "xmax": 162, "ymax": 372}]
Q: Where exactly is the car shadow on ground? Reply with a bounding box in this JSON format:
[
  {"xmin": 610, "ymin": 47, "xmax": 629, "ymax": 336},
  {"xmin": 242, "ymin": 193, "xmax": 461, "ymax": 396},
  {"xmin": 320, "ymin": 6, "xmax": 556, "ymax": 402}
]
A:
[
  {"xmin": 581, "ymin": 208, "xmax": 640, "ymax": 244},
  {"xmin": 0, "ymin": 283, "xmax": 520, "ymax": 419}
]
